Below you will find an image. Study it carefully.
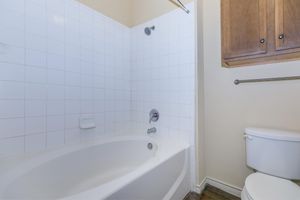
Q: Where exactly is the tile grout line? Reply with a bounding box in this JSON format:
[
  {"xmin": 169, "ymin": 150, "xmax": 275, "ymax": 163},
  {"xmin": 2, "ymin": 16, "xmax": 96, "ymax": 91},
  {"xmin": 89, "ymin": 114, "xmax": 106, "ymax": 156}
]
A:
[
  {"xmin": 23, "ymin": 0, "xmax": 26, "ymax": 153},
  {"xmin": 45, "ymin": 0, "xmax": 49, "ymax": 150},
  {"xmin": 63, "ymin": 0, "xmax": 67, "ymax": 146}
]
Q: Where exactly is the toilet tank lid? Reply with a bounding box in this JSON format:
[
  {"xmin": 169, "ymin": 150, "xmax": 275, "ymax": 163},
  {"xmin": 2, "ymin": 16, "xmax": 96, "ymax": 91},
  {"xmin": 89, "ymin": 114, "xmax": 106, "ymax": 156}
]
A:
[{"xmin": 245, "ymin": 128, "xmax": 300, "ymax": 142}]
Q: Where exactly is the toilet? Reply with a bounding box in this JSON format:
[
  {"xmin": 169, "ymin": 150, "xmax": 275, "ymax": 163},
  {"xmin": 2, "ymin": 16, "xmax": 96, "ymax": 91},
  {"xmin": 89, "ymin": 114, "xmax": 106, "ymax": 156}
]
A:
[{"xmin": 242, "ymin": 128, "xmax": 300, "ymax": 200}]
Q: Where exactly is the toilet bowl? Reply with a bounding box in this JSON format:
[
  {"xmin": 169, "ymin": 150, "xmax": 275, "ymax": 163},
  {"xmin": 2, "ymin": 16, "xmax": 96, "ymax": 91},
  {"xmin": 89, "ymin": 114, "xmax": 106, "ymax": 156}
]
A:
[
  {"xmin": 241, "ymin": 173, "xmax": 300, "ymax": 200},
  {"xmin": 243, "ymin": 128, "xmax": 300, "ymax": 200}
]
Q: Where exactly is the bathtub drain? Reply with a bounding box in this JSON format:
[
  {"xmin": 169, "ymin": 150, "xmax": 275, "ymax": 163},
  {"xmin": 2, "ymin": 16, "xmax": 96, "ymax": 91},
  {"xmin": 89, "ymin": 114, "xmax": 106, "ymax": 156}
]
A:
[{"xmin": 147, "ymin": 143, "xmax": 153, "ymax": 150}]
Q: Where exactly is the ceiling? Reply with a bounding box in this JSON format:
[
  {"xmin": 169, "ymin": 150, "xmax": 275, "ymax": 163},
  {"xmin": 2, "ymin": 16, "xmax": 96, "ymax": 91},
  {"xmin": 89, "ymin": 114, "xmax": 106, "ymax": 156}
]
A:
[{"xmin": 77, "ymin": 0, "xmax": 194, "ymax": 27}]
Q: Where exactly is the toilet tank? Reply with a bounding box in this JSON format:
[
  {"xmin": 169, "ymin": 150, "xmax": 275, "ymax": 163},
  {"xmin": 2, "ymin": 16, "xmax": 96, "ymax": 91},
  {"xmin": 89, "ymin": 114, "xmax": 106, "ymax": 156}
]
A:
[{"xmin": 245, "ymin": 128, "xmax": 300, "ymax": 180}]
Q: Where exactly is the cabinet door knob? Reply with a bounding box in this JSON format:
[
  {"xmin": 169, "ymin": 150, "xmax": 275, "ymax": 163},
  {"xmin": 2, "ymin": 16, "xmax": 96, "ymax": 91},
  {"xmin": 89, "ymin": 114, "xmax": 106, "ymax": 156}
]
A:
[
  {"xmin": 278, "ymin": 34, "xmax": 285, "ymax": 40},
  {"xmin": 260, "ymin": 38, "xmax": 266, "ymax": 44}
]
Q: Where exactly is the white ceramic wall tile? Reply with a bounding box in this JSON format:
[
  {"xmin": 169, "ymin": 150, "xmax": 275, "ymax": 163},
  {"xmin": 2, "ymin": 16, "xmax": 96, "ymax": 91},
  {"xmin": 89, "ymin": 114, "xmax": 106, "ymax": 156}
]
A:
[
  {"xmin": 47, "ymin": 100, "xmax": 65, "ymax": 116},
  {"xmin": 47, "ymin": 39, "xmax": 65, "ymax": 55},
  {"xmin": 0, "ymin": 45, "xmax": 25, "ymax": 65},
  {"xmin": 130, "ymin": 3, "xmax": 195, "ymax": 145},
  {"xmin": 47, "ymin": 85, "xmax": 65, "ymax": 100},
  {"xmin": 46, "ymin": 131, "xmax": 65, "ymax": 149},
  {"xmin": 65, "ymin": 129, "xmax": 80, "ymax": 144},
  {"xmin": 25, "ymin": 117, "xmax": 46, "ymax": 135},
  {"xmin": 47, "ymin": 69, "xmax": 65, "ymax": 85},
  {"xmin": 47, "ymin": 116, "xmax": 65, "ymax": 132},
  {"xmin": 66, "ymin": 73, "xmax": 81, "ymax": 86},
  {"xmin": 25, "ymin": 49, "xmax": 47, "ymax": 67},
  {"xmin": 25, "ymin": 133, "xmax": 46, "ymax": 153},
  {"xmin": 25, "ymin": 0, "xmax": 46, "ymax": 19},
  {"xmin": 0, "ymin": 81, "xmax": 24, "ymax": 99},
  {"xmin": 0, "ymin": 0, "xmax": 194, "ymax": 156},
  {"xmin": 0, "ymin": 100, "xmax": 24, "ymax": 119},
  {"xmin": 25, "ymin": 100, "xmax": 46, "ymax": 117},
  {"xmin": 0, "ymin": 27, "xmax": 25, "ymax": 47},
  {"xmin": 0, "ymin": 63, "xmax": 25, "ymax": 82},
  {"xmin": 65, "ymin": 114, "xmax": 80, "ymax": 129},
  {"xmin": 25, "ymin": 35, "xmax": 47, "ymax": 52},
  {"xmin": 65, "ymin": 100, "xmax": 81, "ymax": 114},
  {"xmin": 0, "ymin": 136, "xmax": 24, "ymax": 155},
  {"xmin": 0, "ymin": 0, "xmax": 25, "ymax": 12},
  {"xmin": 0, "ymin": 9, "xmax": 24, "ymax": 31},
  {"xmin": 25, "ymin": 84, "xmax": 47, "ymax": 100},
  {"xmin": 47, "ymin": 53, "xmax": 65, "ymax": 70},
  {"xmin": 0, "ymin": 118, "xmax": 24, "ymax": 139},
  {"xmin": 27, "ymin": 0, "xmax": 46, "ymax": 7},
  {"xmin": 25, "ymin": 67, "xmax": 47, "ymax": 83},
  {"xmin": 80, "ymin": 88, "xmax": 93, "ymax": 100},
  {"xmin": 80, "ymin": 100, "xmax": 94, "ymax": 114},
  {"xmin": 25, "ymin": 17, "xmax": 47, "ymax": 37},
  {"xmin": 65, "ymin": 87, "xmax": 80, "ymax": 100}
]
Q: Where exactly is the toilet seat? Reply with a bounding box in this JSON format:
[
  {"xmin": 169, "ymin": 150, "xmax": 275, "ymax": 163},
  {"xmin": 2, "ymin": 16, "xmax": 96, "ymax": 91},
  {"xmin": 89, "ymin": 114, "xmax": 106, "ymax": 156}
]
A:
[
  {"xmin": 242, "ymin": 187, "xmax": 253, "ymax": 200},
  {"xmin": 243, "ymin": 173, "xmax": 300, "ymax": 200}
]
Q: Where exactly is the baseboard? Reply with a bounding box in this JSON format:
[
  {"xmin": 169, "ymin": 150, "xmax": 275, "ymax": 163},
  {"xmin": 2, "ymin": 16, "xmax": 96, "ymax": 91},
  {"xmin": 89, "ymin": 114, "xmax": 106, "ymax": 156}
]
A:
[
  {"xmin": 192, "ymin": 177, "xmax": 207, "ymax": 194},
  {"xmin": 194, "ymin": 177, "xmax": 243, "ymax": 198}
]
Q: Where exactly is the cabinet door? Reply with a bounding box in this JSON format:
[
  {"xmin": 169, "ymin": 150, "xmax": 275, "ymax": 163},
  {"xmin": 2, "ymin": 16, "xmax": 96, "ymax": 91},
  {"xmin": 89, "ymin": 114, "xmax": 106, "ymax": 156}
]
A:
[
  {"xmin": 275, "ymin": 0, "xmax": 300, "ymax": 51},
  {"xmin": 222, "ymin": 0, "xmax": 267, "ymax": 60}
]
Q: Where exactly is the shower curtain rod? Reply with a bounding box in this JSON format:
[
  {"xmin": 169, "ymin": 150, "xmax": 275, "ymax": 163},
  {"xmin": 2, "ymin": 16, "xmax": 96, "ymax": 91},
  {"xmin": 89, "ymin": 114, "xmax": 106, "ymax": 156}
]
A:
[{"xmin": 175, "ymin": 0, "xmax": 190, "ymax": 14}]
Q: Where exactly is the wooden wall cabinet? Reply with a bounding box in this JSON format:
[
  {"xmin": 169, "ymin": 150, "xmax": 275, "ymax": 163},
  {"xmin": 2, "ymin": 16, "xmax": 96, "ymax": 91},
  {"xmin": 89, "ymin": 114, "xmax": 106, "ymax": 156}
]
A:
[{"xmin": 222, "ymin": 0, "xmax": 300, "ymax": 67}]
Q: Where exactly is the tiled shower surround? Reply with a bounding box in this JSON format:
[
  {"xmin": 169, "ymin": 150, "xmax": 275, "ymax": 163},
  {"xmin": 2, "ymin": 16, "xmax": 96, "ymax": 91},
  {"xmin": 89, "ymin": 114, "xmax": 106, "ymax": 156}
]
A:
[
  {"xmin": 0, "ymin": 0, "xmax": 131, "ymax": 154},
  {"xmin": 130, "ymin": 4, "xmax": 195, "ymax": 144},
  {"xmin": 0, "ymin": 0, "xmax": 195, "ymax": 156}
]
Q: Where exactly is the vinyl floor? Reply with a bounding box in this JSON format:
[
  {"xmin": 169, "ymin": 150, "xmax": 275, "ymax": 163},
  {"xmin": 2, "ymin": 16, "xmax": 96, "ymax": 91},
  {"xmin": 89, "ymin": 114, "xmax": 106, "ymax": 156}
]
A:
[{"xmin": 183, "ymin": 185, "xmax": 241, "ymax": 200}]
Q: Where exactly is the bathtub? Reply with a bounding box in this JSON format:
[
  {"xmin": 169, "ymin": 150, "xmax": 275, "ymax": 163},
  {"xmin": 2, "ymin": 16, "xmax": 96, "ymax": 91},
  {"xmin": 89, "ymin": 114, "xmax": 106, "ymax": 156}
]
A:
[{"xmin": 0, "ymin": 136, "xmax": 190, "ymax": 200}]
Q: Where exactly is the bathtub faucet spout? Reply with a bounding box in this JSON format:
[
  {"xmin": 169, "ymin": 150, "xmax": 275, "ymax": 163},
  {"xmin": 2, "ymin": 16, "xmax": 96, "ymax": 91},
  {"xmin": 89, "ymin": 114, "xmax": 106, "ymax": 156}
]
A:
[{"xmin": 147, "ymin": 127, "xmax": 157, "ymax": 135}]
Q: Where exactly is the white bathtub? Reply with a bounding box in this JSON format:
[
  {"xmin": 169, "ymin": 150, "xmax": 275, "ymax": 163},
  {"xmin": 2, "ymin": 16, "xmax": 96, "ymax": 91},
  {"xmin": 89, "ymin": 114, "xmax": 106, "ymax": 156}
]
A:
[{"xmin": 0, "ymin": 136, "xmax": 190, "ymax": 200}]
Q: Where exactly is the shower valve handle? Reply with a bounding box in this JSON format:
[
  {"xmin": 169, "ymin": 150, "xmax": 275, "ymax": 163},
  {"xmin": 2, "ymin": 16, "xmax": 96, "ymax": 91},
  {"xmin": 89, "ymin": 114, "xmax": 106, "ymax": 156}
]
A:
[{"xmin": 149, "ymin": 109, "xmax": 159, "ymax": 123}]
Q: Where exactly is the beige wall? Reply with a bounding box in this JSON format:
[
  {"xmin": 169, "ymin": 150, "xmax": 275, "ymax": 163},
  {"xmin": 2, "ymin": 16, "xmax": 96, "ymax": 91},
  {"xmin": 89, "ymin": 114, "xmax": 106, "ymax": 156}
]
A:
[
  {"xmin": 201, "ymin": 0, "xmax": 300, "ymax": 188},
  {"xmin": 77, "ymin": 0, "xmax": 132, "ymax": 26},
  {"xmin": 196, "ymin": 0, "xmax": 206, "ymax": 184},
  {"xmin": 130, "ymin": 0, "xmax": 193, "ymax": 27},
  {"xmin": 77, "ymin": 0, "xmax": 193, "ymax": 27}
]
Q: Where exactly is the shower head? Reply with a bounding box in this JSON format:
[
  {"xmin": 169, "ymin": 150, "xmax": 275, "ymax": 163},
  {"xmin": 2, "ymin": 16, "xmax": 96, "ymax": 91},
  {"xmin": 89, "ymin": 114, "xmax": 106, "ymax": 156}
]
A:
[{"xmin": 144, "ymin": 26, "xmax": 155, "ymax": 36}]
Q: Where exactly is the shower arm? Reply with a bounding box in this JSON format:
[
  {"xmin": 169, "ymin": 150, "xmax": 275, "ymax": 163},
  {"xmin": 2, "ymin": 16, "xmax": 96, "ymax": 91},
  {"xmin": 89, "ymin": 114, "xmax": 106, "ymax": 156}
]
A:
[{"xmin": 176, "ymin": 0, "xmax": 190, "ymax": 14}]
